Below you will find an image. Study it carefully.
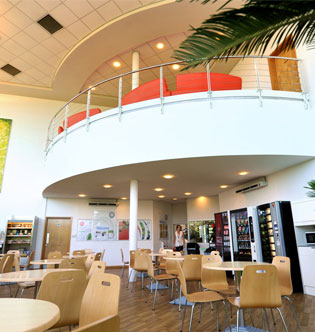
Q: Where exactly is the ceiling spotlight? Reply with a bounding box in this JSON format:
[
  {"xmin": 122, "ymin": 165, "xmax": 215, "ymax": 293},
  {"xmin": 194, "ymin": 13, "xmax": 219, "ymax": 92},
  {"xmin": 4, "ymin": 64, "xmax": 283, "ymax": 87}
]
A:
[
  {"xmin": 156, "ymin": 42, "xmax": 164, "ymax": 49},
  {"xmin": 172, "ymin": 198, "xmax": 178, "ymax": 201},
  {"xmin": 220, "ymin": 185, "xmax": 228, "ymax": 189},
  {"xmin": 158, "ymin": 195, "xmax": 165, "ymax": 198},
  {"xmin": 78, "ymin": 194, "xmax": 87, "ymax": 197},
  {"xmin": 172, "ymin": 64, "xmax": 180, "ymax": 70},
  {"xmin": 154, "ymin": 188, "xmax": 164, "ymax": 192},
  {"xmin": 162, "ymin": 174, "xmax": 174, "ymax": 179},
  {"xmin": 184, "ymin": 192, "xmax": 192, "ymax": 196},
  {"xmin": 103, "ymin": 184, "xmax": 112, "ymax": 188},
  {"xmin": 121, "ymin": 197, "xmax": 128, "ymax": 200},
  {"xmin": 113, "ymin": 61, "xmax": 121, "ymax": 68},
  {"xmin": 238, "ymin": 171, "xmax": 249, "ymax": 176},
  {"xmin": 89, "ymin": 86, "xmax": 96, "ymax": 91}
]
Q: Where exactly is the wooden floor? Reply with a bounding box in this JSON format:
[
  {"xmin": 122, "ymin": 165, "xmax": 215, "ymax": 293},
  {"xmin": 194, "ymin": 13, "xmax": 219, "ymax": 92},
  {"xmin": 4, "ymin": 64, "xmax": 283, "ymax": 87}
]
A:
[{"xmin": 1, "ymin": 268, "xmax": 314, "ymax": 332}]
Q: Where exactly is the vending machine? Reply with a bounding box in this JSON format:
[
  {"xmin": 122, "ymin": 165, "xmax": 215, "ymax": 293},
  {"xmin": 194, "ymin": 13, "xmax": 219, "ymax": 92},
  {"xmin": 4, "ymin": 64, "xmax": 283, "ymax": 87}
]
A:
[
  {"xmin": 214, "ymin": 211, "xmax": 232, "ymax": 261},
  {"xmin": 230, "ymin": 207, "xmax": 262, "ymax": 262}
]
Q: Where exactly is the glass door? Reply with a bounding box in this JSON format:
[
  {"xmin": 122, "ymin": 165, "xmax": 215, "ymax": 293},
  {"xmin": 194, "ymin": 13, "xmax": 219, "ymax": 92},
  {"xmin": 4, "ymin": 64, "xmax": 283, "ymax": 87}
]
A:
[{"xmin": 222, "ymin": 212, "xmax": 231, "ymax": 261}]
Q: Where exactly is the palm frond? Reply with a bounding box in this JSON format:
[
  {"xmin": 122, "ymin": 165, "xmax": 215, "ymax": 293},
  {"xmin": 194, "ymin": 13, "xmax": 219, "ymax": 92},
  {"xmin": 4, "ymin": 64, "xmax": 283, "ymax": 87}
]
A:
[
  {"xmin": 174, "ymin": 0, "xmax": 315, "ymax": 69},
  {"xmin": 304, "ymin": 180, "xmax": 315, "ymax": 197}
]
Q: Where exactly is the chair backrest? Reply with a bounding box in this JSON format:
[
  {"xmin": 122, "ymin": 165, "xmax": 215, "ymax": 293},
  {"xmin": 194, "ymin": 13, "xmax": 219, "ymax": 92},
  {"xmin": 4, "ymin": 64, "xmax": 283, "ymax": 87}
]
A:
[
  {"xmin": 85, "ymin": 254, "xmax": 95, "ymax": 273},
  {"xmin": 73, "ymin": 315, "xmax": 119, "ymax": 332},
  {"xmin": 183, "ymin": 254, "xmax": 202, "ymax": 281},
  {"xmin": 201, "ymin": 255, "xmax": 227, "ymax": 289},
  {"xmin": 134, "ymin": 251, "xmax": 148, "ymax": 272},
  {"xmin": 48, "ymin": 251, "xmax": 62, "ymax": 259},
  {"xmin": 139, "ymin": 249, "xmax": 151, "ymax": 254},
  {"xmin": 73, "ymin": 250, "xmax": 86, "ymax": 256},
  {"xmin": 59, "ymin": 258, "xmax": 85, "ymax": 270},
  {"xmin": 27, "ymin": 251, "xmax": 35, "ymax": 268},
  {"xmin": 84, "ymin": 249, "xmax": 93, "ymax": 254},
  {"xmin": 240, "ymin": 265, "xmax": 282, "ymax": 308},
  {"xmin": 272, "ymin": 256, "xmax": 293, "ymax": 295},
  {"xmin": 100, "ymin": 249, "xmax": 105, "ymax": 261},
  {"xmin": 176, "ymin": 261, "xmax": 188, "ymax": 297},
  {"xmin": 167, "ymin": 251, "xmax": 182, "ymax": 257},
  {"xmin": 87, "ymin": 261, "xmax": 106, "ymax": 280},
  {"xmin": 120, "ymin": 249, "xmax": 125, "ymax": 263},
  {"xmin": 94, "ymin": 252, "xmax": 102, "ymax": 261},
  {"xmin": 129, "ymin": 250, "xmax": 136, "ymax": 269},
  {"xmin": 7, "ymin": 250, "xmax": 20, "ymax": 271},
  {"xmin": 145, "ymin": 254, "xmax": 155, "ymax": 279},
  {"xmin": 37, "ymin": 270, "xmax": 87, "ymax": 328},
  {"xmin": 0, "ymin": 254, "xmax": 14, "ymax": 273},
  {"xmin": 211, "ymin": 251, "xmax": 221, "ymax": 256},
  {"xmin": 79, "ymin": 273, "xmax": 121, "ymax": 327}
]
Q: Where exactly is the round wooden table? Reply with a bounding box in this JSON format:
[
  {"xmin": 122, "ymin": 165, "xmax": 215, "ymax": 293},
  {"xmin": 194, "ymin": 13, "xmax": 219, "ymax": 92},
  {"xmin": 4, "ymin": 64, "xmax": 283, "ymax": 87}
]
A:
[
  {"xmin": 0, "ymin": 298, "xmax": 60, "ymax": 332},
  {"xmin": 30, "ymin": 259, "xmax": 62, "ymax": 268}
]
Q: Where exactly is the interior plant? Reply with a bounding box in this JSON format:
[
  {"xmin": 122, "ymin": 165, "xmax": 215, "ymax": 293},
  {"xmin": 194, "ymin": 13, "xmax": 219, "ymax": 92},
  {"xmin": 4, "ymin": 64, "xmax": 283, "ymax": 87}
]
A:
[
  {"xmin": 304, "ymin": 180, "xmax": 315, "ymax": 197},
  {"xmin": 174, "ymin": 0, "xmax": 315, "ymax": 69}
]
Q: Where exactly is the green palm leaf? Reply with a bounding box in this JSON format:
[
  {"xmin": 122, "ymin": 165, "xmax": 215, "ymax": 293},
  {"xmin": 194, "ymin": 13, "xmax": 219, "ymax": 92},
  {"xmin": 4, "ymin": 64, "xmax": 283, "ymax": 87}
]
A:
[
  {"xmin": 174, "ymin": 0, "xmax": 315, "ymax": 69},
  {"xmin": 305, "ymin": 180, "xmax": 315, "ymax": 197}
]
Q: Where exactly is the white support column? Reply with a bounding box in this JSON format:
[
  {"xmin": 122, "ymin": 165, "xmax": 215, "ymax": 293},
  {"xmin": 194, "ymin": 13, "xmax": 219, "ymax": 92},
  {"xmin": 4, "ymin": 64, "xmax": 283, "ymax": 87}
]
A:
[
  {"xmin": 129, "ymin": 179, "xmax": 138, "ymax": 282},
  {"xmin": 132, "ymin": 51, "xmax": 140, "ymax": 90}
]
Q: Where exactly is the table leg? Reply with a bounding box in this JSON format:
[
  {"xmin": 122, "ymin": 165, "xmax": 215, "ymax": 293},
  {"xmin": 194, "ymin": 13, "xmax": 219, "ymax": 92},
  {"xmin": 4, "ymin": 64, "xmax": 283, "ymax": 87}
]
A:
[{"xmin": 34, "ymin": 281, "xmax": 40, "ymax": 299}]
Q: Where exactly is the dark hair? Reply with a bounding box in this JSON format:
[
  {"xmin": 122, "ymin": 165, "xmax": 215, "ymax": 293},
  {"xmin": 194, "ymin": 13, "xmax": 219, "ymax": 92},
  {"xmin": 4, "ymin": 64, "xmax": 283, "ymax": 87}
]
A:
[{"xmin": 176, "ymin": 225, "xmax": 182, "ymax": 231}]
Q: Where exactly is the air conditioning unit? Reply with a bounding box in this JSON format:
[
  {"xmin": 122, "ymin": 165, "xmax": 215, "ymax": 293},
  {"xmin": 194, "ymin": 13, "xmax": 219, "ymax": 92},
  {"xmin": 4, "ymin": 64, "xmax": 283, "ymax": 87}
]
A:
[
  {"xmin": 89, "ymin": 199, "xmax": 117, "ymax": 206},
  {"xmin": 235, "ymin": 177, "xmax": 268, "ymax": 194}
]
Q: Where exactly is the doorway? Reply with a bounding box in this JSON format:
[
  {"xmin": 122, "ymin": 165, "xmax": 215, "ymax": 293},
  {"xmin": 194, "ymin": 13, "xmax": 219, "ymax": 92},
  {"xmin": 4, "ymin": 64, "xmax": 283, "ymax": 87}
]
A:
[{"xmin": 41, "ymin": 217, "xmax": 72, "ymax": 258}]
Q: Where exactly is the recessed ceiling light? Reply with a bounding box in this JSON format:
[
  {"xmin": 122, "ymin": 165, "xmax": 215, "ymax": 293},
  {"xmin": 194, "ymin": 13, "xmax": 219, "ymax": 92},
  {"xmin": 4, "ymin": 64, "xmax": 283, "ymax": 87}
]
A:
[
  {"xmin": 158, "ymin": 195, "xmax": 165, "ymax": 198},
  {"xmin": 156, "ymin": 42, "xmax": 164, "ymax": 49},
  {"xmin": 103, "ymin": 184, "xmax": 112, "ymax": 188},
  {"xmin": 121, "ymin": 197, "xmax": 128, "ymax": 200},
  {"xmin": 172, "ymin": 198, "xmax": 178, "ymax": 201},
  {"xmin": 37, "ymin": 14, "xmax": 63, "ymax": 34},
  {"xmin": 215, "ymin": 37, "xmax": 220, "ymax": 40},
  {"xmin": 89, "ymin": 86, "xmax": 96, "ymax": 91},
  {"xmin": 78, "ymin": 194, "xmax": 87, "ymax": 198},
  {"xmin": 154, "ymin": 188, "xmax": 164, "ymax": 192},
  {"xmin": 172, "ymin": 64, "xmax": 180, "ymax": 70},
  {"xmin": 162, "ymin": 174, "xmax": 175, "ymax": 179},
  {"xmin": 220, "ymin": 185, "xmax": 228, "ymax": 189},
  {"xmin": 113, "ymin": 61, "xmax": 121, "ymax": 68},
  {"xmin": 238, "ymin": 171, "xmax": 249, "ymax": 176},
  {"xmin": 1, "ymin": 64, "xmax": 21, "ymax": 76},
  {"xmin": 184, "ymin": 192, "xmax": 192, "ymax": 196}
]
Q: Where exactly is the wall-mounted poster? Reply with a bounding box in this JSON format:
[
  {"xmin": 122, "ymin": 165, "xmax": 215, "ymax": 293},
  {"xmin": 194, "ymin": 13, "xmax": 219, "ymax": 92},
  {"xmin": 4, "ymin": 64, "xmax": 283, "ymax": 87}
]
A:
[
  {"xmin": 118, "ymin": 220, "xmax": 129, "ymax": 240},
  {"xmin": 138, "ymin": 219, "xmax": 151, "ymax": 240},
  {"xmin": 0, "ymin": 118, "xmax": 12, "ymax": 192},
  {"xmin": 92, "ymin": 209, "xmax": 117, "ymax": 241},
  {"xmin": 159, "ymin": 221, "xmax": 168, "ymax": 239},
  {"xmin": 77, "ymin": 219, "xmax": 92, "ymax": 241}
]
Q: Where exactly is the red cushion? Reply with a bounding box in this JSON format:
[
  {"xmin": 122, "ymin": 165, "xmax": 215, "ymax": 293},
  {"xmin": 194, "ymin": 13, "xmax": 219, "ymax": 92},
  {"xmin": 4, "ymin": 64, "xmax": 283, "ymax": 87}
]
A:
[
  {"xmin": 62, "ymin": 108, "xmax": 101, "ymax": 129},
  {"xmin": 171, "ymin": 73, "xmax": 242, "ymax": 95},
  {"xmin": 122, "ymin": 79, "xmax": 171, "ymax": 106},
  {"xmin": 58, "ymin": 126, "xmax": 64, "ymax": 134}
]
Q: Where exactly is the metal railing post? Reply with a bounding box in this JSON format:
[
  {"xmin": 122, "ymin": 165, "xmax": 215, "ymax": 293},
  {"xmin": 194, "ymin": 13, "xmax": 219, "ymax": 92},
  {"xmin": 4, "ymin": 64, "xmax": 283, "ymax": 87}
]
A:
[
  {"xmin": 254, "ymin": 58, "xmax": 263, "ymax": 107},
  {"xmin": 64, "ymin": 104, "xmax": 69, "ymax": 142},
  {"xmin": 118, "ymin": 76, "xmax": 123, "ymax": 121},
  {"xmin": 206, "ymin": 62, "xmax": 212, "ymax": 109},
  {"xmin": 86, "ymin": 89, "xmax": 91, "ymax": 131},
  {"xmin": 297, "ymin": 59, "xmax": 309, "ymax": 109},
  {"xmin": 160, "ymin": 66, "xmax": 164, "ymax": 114}
]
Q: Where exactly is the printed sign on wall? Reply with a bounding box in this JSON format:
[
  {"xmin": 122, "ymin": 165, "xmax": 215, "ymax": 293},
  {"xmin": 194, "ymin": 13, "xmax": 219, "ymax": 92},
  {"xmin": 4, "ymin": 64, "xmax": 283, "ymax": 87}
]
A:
[
  {"xmin": 117, "ymin": 219, "xmax": 152, "ymax": 241},
  {"xmin": 77, "ymin": 219, "xmax": 92, "ymax": 241},
  {"xmin": 0, "ymin": 118, "xmax": 12, "ymax": 192},
  {"xmin": 92, "ymin": 210, "xmax": 117, "ymax": 241}
]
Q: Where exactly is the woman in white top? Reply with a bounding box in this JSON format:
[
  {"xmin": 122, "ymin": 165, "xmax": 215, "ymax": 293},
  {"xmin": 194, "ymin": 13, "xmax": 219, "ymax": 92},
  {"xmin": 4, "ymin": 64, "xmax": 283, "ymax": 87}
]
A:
[{"xmin": 174, "ymin": 225, "xmax": 185, "ymax": 252}]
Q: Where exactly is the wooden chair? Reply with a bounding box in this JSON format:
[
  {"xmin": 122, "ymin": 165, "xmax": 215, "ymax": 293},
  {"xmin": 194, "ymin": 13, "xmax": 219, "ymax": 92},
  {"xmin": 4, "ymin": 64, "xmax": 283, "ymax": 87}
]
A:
[
  {"xmin": 100, "ymin": 249, "xmax": 105, "ymax": 261},
  {"xmin": 85, "ymin": 254, "xmax": 95, "ymax": 274},
  {"xmin": 211, "ymin": 251, "xmax": 221, "ymax": 256},
  {"xmin": 120, "ymin": 248, "xmax": 129, "ymax": 278},
  {"xmin": 94, "ymin": 252, "xmax": 102, "ymax": 261},
  {"xmin": 7, "ymin": 250, "xmax": 20, "ymax": 271},
  {"xmin": 126, "ymin": 250, "xmax": 136, "ymax": 288},
  {"xmin": 177, "ymin": 262, "xmax": 229, "ymax": 332},
  {"xmin": 0, "ymin": 254, "xmax": 15, "ymax": 296},
  {"xmin": 145, "ymin": 254, "xmax": 176, "ymax": 310},
  {"xmin": 59, "ymin": 258, "xmax": 85, "ymax": 270},
  {"xmin": 227, "ymin": 264, "xmax": 288, "ymax": 332},
  {"xmin": 87, "ymin": 261, "xmax": 106, "ymax": 280},
  {"xmin": 132, "ymin": 251, "xmax": 148, "ymax": 291},
  {"xmin": 73, "ymin": 250, "xmax": 86, "ymax": 256},
  {"xmin": 79, "ymin": 273, "xmax": 121, "ymax": 328},
  {"xmin": 37, "ymin": 270, "xmax": 87, "ymax": 328},
  {"xmin": 73, "ymin": 315, "xmax": 119, "ymax": 332},
  {"xmin": 165, "ymin": 252, "xmax": 182, "ymax": 276},
  {"xmin": 139, "ymin": 248, "xmax": 151, "ymax": 253},
  {"xmin": 20, "ymin": 250, "xmax": 35, "ymax": 270},
  {"xmin": 84, "ymin": 249, "xmax": 93, "ymax": 254},
  {"xmin": 272, "ymin": 256, "xmax": 302, "ymax": 331},
  {"xmin": 47, "ymin": 251, "xmax": 62, "ymax": 269}
]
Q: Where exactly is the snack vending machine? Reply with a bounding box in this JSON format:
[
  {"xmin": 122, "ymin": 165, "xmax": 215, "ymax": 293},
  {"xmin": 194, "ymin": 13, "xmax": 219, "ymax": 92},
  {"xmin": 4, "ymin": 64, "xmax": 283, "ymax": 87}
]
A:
[{"xmin": 214, "ymin": 211, "xmax": 232, "ymax": 261}]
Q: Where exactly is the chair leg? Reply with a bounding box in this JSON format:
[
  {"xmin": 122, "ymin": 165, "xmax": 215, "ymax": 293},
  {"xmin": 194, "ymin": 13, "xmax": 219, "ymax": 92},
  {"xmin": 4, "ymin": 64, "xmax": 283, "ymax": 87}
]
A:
[
  {"xmin": 170, "ymin": 280, "xmax": 174, "ymax": 300},
  {"xmin": 198, "ymin": 303, "xmax": 203, "ymax": 323},
  {"xmin": 146, "ymin": 279, "xmax": 152, "ymax": 303},
  {"xmin": 15, "ymin": 286, "xmax": 20, "ymax": 298},
  {"xmin": 216, "ymin": 302, "xmax": 220, "ymax": 332},
  {"xmin": 189, "ymin": 303, "xmax": 195, "ymax": 332},
  {"xmin": 284, "ymin": 295, "xmax": 302, "ymax": 332},
  {"xmin": 236, "ymin": 309, "xmax": 240, "ymax": 332},
  {"xmin": 153, "ymin": 281, "xmax": 159, "ymax": 310},
  {"xmin": 230, "ymin": 303, "xmax": 233, "ymax": 318},
  {"xmin": 180, "ymin": 299, "xmax": 188, "ymax": 332},
  {"xmin": 270, "ymin": 308, "xmax": 276, "ymax": 325},
  {"xmin": 121, "ymin": 263, "xmax": 125, "ymax": 278},
  {"xmin": 223, "ymin": 301, "xmax": 232, "ymax": 332},
  {"xmin": 127, "ymin": 269, "xmax": 132, "ymax": 288},
  {"xmin": 263, "ymin": 308, "xmax": 271, "ymax": 332},
  {"xmin": 179, "ymin": 285, "xmax": 182, "ymax": 312},
  {"xmin": 276, "ymin": 308, "xmax": 289, "ymax": 332},
  {"xmin": 248, "ymin": 309, "xmax": 255, "ymax": 327},
  {"xmin": 142, "ymin": 272, "xmax": 144, "ymax": 289},
  {"xmin": 20, "ymin": 287, "xmax": 25, "ymax": 298},
  {"xmin": 7, "ymin": 285, "xmax": 12, "ymax": 297},
  {"xmin": 210, "ymin": 302, "xmax": 214, "ymax": 311}
]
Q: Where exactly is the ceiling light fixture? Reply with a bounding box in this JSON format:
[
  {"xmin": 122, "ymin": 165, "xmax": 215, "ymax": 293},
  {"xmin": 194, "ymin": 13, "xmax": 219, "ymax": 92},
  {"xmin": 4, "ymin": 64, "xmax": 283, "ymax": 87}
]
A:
[
  {"xmin": 238, "ymin": 171, "xmax": 249, "ymax": 176},
  {"xmin": 220, "ymin": 185, "xmax": 228, "ymax": 189},
  {"xmin": 78, "ymin": 194, "xmax": 87, "ymax": 198},
  {"xmin": 37, "ymin": 14, "xmax": 63, "ymax": 34},
  {"xmin": 162, "ymin": 174, "xmax": 175, "ymax": 179},
  {"xmin": 121, "ymin": 197, "xmax": 128, "ymax": 200},
  {"xmin": 172, "ymin": 64, "xmax": 180, "ymax": 70},
  {"xmin": 158, "ymin": 195, "xmax": 165, "ymax": 198},
  {"xmin": 172, "ymin": 198, "xmax": 178, "ymax": 201},
  {"xmin": 103, "ymin": 184, "xmax": 112, "ymax": 188},
  {"xmin": 89, "ymin": 86, "xmax": 96, "ymax": 91},
  {"xmin": 113, "ymin": 61, "xmax": 121, "ymax": 68},
  {"xmin": 154, "ymin": 188, "xmax": 164, "ymax": 192},
  {"xmin": 156, "ymin": 42, "xmax": 164, "ymax": 49},
  {"xmin": 1, "ymin": 64, "xmax": 21, "ymax": 76},
  {"xmin": 184, "ymin": 192, "xmax": 192, "ymax": 196}
]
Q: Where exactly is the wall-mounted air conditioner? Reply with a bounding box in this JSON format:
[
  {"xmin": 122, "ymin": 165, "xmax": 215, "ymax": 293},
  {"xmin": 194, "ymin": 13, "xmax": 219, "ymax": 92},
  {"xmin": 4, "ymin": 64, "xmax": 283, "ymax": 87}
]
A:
[
  {"xmin": 88, "ymin": 199, "xmax": 118, "ymax": 206},
  {"xmin": 235, "ymin": 177, "xmax": 268, "ymax": 194}
]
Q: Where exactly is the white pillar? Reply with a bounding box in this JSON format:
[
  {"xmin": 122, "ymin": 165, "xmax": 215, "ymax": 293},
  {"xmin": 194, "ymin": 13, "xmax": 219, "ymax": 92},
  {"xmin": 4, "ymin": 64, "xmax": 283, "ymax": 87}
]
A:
[
  {"xmin": 132, "ymin": 51, "xmax": 140, "ymax": 90},
  {"xmin": 129, "ymin": 179, "xmax": 138, "ymax": 251}
]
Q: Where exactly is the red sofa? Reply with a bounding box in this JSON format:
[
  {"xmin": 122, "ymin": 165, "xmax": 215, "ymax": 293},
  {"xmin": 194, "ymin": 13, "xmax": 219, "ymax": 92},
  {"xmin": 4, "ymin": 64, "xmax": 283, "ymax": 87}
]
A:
[
  {"xmin": 171, "ymin": 73, "xmax": 242, "ymax": 95},
  {"xmin": 58, "ymin": 108, "xmax": 102, "ymax": 134},
  {"xmin": 122, "ymin": 78, "xmax": 171, "ymax": 106}
]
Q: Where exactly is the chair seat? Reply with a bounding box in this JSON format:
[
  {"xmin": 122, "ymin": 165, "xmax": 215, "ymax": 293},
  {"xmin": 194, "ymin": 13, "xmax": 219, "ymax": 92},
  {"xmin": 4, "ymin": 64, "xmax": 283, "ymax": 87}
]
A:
[
  {"xmin": 17, "ymin": 281, "xmax": 35, "ymax": 287},
  {"xmin": 280, "ymin": 286, "xmax": 292, "ymax": 296},
  {"xmin": 159, "ymin": 263, "xmax": 166, "ymax": 269},
  {"xmin": 154, "ymin": 274, "xmax": 176, "ymax": 281},
  {"xmin": 227, "ymin": 296, "xmax": 280, "ymax": 309},
  {"xmin": 167, "ymin": 269, "xmax": 178, "ymax": 275},
  {"xmin": 187, "ymin": 290, "xmax": 224, "ymax": 303},
  {"xmin": 203, "ymin": 283, "xmax": 236, "ymax": 295}
]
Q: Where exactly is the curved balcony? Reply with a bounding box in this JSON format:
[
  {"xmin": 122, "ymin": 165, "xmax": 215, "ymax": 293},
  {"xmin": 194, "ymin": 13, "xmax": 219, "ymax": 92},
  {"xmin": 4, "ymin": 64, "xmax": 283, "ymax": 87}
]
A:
[{"xmin": 43, "ymin": 55, "xmax": 313, "ymax": 192}]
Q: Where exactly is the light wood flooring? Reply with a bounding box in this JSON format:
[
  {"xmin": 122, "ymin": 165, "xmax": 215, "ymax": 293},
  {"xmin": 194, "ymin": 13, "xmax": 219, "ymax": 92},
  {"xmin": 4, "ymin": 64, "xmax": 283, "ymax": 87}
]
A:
[{"xmin": 1, "ymin": 268, "xmax": 314, "ymax": 332}]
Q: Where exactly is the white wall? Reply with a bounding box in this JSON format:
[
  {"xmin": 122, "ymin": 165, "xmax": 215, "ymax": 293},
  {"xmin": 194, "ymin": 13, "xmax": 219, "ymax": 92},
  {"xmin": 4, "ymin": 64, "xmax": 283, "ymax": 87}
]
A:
[
  {"xmin": 186, "ymin": 196, "xmax": 219, "ymax": 221},
  {"xmin": 219, "ymin": 159, "xmax": 315, "ymax": 211},
  {"xmin": 45, "ymin": 198, "xmax": 154, "ymax": 266},
  {"xmin": 153, "ymin": 201, "xmax": 172, "ymax": 250}
]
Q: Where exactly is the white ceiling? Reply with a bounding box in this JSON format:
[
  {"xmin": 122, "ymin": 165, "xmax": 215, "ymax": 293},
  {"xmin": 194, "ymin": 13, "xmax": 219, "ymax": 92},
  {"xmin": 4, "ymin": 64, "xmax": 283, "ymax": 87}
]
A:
[{"xmin": 43, "ymin": 155, "xmax": 312, "ymax": 202}]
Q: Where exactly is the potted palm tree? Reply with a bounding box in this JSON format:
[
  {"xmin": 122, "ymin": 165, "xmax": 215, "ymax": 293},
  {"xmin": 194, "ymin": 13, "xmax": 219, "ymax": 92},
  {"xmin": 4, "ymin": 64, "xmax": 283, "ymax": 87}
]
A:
[{"xmin": 305, "ymin": 180, "xmax": 315, "ymax": 197}]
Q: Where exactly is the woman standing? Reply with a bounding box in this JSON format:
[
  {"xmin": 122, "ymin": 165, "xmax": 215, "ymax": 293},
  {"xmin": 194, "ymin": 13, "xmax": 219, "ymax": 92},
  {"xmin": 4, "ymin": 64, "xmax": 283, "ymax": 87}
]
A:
[{"xmin": 174, "ymin": 225, "xmax": 185, "ymax": 252}]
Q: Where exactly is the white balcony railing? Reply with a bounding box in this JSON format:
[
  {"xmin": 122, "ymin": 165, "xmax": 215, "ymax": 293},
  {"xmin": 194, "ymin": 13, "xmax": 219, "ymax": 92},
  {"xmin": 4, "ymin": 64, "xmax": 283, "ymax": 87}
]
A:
[{"xmin": 45, "ymin": 55, "xmax": 308, "ymax": 154}]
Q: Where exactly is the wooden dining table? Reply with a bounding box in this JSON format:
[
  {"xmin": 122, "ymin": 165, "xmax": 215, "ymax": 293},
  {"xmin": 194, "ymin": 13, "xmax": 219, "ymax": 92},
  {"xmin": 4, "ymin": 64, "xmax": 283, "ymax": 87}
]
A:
[
  {"xmin": 30, "ymin": 259, "xmax": 62, "ymax": 268},
  {"xmin": 0, "ymin": 298, "xmax": 60, "ymax": 332}
]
